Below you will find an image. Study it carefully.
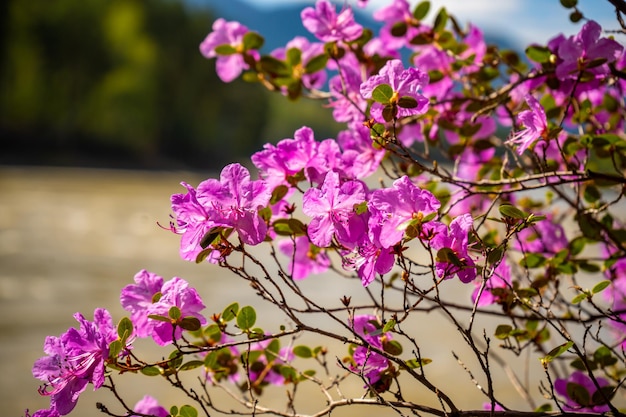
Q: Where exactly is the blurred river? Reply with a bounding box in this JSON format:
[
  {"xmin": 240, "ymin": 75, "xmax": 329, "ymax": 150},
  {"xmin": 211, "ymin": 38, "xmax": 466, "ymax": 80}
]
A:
[{"xmin": 2, "ymin": 166, "xmax": 623, "ymax": 417}]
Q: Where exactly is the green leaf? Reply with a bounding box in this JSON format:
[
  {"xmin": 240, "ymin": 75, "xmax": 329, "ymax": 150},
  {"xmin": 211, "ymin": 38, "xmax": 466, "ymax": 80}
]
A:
[
  {"xmin": 571, "ymin": 293, "xmax": 589, "ymax": 304},
  {"xmin": 592, "ymin": 280, "xmax": 611, "ymax": 294},
  {"xmin": 237, "ymin": 306, "xmax": 257, "ymax": 330},
  {"xmin": 179, "ymin": 360, "xmax": 204, "ymax": 371},
  {"xmin": 494, "ymin": 324, "xmax": 513, "ymax": 340},
  {"xmin": 140, "ymin": 365, "xmax": 162, "ymax": 376},
  {"xmin": 148, "ymin": 314, "xmax": 171, "ymax": 322},
  {"xmin": 433, "ymin": 7, "xmax": 448, "ymax": 33},
  {"xmin": 169, "ymin": 306, "xmax": 182, "ymax": 321},
  {"xmin": 499, "ymin": 204, "xmax": 526, "ymax": 219},
  {"xmin": 436, "ymin": 247, "xmax": 463, "ymax": 267},
  {"xmin": 371, "ymin": 84, "xmax": 394, "ymax": 104},
  {"xmin": 413, "ymin": 1, "xmax": 431, "ymax": 20},
  {"xmin": 397, "ymin": 96, "xmax": 418, "ymax": 108},
  {"xmin": 567, "ymin": 382, "xmax": 591, "ymax": 406},
  {"xmin": 525, "ymin": 45, "xmax": 552, "ymax": 63},
  {"xmin": 390, "ymin": 22, "xmax": 408, "ymax": 37},
  {"xmin": 583, "ymin": 184, "xmax": 601, "ymax": 203},
  {"xmin": 117, "ymin": 317, "xmax": 133, "ymax": 342},
  {"xmin": 180, "ymin": 405, "xmax": 199, "ymax": 417},
  {"xmin": 382, "ymin": 104, "xmax": 397, "ymax": 122},
  {"xmin": 542, "ymin": 341, "xmax": 574, "ymax": 363},
  {"xmin": 520, "ymin": 253, "xmax": 546, "ymax": 269},
  {"xmin": 487, "ymin": 246, "xmax": 504, "ymax": 265},
  {"xmin": 272, "ymin": 218, "xmax": 306, "ymax": 236},
  {"xmin": 560, "ymin": 0, "xmax": 578, "ymax": 7},
  {"xmin": 180, "ymin": 317, "xmax": 201, "ymax": 331},
  {"xmin": 293, "ymin": 345, "xmax": 313, "ymax": 358},
  {"xmin": 242, "ymin": 32, "xmax": 264, "ymax": 51},
  {"xmin": 383, "ymin": 340, "xmax": 403, "ymax": 356},
  {"xmin": 286, "ymin": 47, "xmax": 302, "ymax": 66},
  {"xmin": 170, "ymin": 406, "xmax": 179, "ymax": 417},
  {"xmin": 260, "ymin": 56, "xmax": 290, "ymax": 77},
  {"xmin": 535, "ymin": 404, "xmax": 552, "ymax": 412},
  {"xmin": 304, "ymin": 53, "xmax": 329, "ymax": 74},
  {"xmin": 406, "ymin": 358, "xmax": 432, "ymax": 368},
  {"xmin": 214, "ymin": 44, "xmax": 237, "ymax": 55},
  {"xmin": 109, "ymin": 340, "xmax": 123, "ymax": 359},
  {"xmin": 570, "ymin": 10, "xmax": 583, "ymax": 22},
  {"xmin": 592, "ymin": 386, "xmax": 615, "ymax": 406},
  {"xmin": 222, "ymin": 302, "xmax": 239, "ymax": 322},
  {"xmin": 382, "ymin": 319, "xmax": 396, "ymax": 333},
  {"xmin": 270, "ymin": 185, "xmax": 289, "ymax": 205}
]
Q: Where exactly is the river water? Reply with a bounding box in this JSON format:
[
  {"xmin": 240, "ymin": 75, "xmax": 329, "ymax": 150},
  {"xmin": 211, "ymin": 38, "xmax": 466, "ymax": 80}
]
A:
[{"xmin": 1, "ymin": 165, "xmax": 622, "ymax": 417}]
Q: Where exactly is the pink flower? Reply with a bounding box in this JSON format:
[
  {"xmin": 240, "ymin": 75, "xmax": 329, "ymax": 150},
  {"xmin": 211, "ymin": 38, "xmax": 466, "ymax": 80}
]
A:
[
  {"xmin": 145, "ymin": 277, "xmax": 207, "ymax": 346},
  {"xmin": 556, "ymin": 20, "xmax": 623, "ymax": 81},
  {"xmin": 133, "ymin": 395, "xmax": 168, "ymax": 417},
  {"xmin": 360, "ymin": 59, "xmax": 429, "ymax": 122},
  {"xmin": 302, "ymin": 171, "xmax": 367, "ymax": 248},
  {"xmin": 32, "ymin": 309, "xmax": 117, "ymax": 416},
  {"xmin": 555, "ymin": 371, "xmax": 612, "ymax": 412},
  {"xmin": 196, "ymin": 163, "xmax": 271, "ymax": 246},
  {"xmin": 200, "ymin": 19, "xmax": 257, "ymax": 83},
  {"xmin": 507, "ymin": 94, "xmax": 548, "ymax": 155},
  {"xmin": 428, "ymin": 214, "xmax": 476, "ymax": 283},
  {"xmin": 368, "ymin": 175, "xmax": 440, "ymax": 249},
  {"xmin": 278, "ymin": 235, "xmax": 331, "ymax": 280},
  {"xmin": 120, "ymin": 270, "xmax": 164, "ymax": 338},
  {"xmin": 301, "ymin": 0, "xmax": 363, "ymax": 43}
]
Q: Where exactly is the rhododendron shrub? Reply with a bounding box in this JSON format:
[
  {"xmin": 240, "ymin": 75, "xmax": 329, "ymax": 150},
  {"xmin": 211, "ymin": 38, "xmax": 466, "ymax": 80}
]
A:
[{"xmin": 27, "ymin": 1, "xmax": 626, "ymax": 416}]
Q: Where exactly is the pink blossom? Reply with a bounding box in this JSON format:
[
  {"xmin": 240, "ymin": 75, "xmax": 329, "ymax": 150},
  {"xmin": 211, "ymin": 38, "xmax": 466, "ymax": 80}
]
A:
[
  {"xmin": 360, "ymin": 59, "xmax": 429, "ymax": 122},
  {"xmin": 428, "ymin": 214, "xmax": 476, "ymax": 283},
  {"xmin": 301, "ymin": 0, "xmax": 363, "ymax": 43},
  {"xmin": 133, "ymin": 395, "xmax": 168, "ymax": 417},
  {"xmin": 507, "ymin": 94, "xmax": 548, "ymax": 155},
  {"xmin": 555, "ymin": 371, "xmax": 612, "ymax": 412},
  {"xmin": 32, "ymin": 309, "xmax": 117, "ymax": 416},
  {"xmin": 302, "ymin": 171, "xmax": 367, "ymax": 247},
  {"xmin": 200, "ymin": 19, "xmax": 257, "ymax": 82},
  {"xmin": 368, "ymin": 175, "xmax": 440, "ymax": 249},
  {"xmin": 278, "ymin": 235, "xmax": 331, "ymax": 280},
  {"xmin": 556, "ymin": 20, "xmax": 623, "ymax": 81}
]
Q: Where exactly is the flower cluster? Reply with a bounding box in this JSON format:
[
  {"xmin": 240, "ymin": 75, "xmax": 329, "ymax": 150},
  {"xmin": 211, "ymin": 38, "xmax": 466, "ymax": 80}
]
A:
[{"xmin": 27, "ymin": 0, "xmax": 626, "ymax": 416}]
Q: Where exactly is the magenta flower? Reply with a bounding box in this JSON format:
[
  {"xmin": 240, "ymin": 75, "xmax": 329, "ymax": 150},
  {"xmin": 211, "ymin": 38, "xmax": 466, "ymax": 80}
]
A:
[
  {"xmin": 513, "ymin": 213, "xmax": 568, "ymax": 256},
  {"xmin": 350, "ymin": 315, "xmax": 391, "ymax": 384},
  {"xmin": 200, "ymin": 18, "xmax": 256, "ymax": 82},
  {"xmin": 278, "ymin": 235, "xmax": 331, "ymax": 280},
  {"xmin": 556, "ymin": 20, "xmax": 623, "ymax": 81},
  {"xmin": 507, "ymin": 94, "xmax": 548, "ymax": 155},
  {"xmin": 120, "ymin": 270, "xmax": 164, "ymax": 338},
  {"xmin": 25, "ymin": 410, "xmax": 59, "ymax": 417},
  {"xmin": 301, "ymin": 0, "xmax": 363, "ymax": 43},
  {"xmin": 342, "ymin": 234, "xmax": 395, "ymax": 287},
  {"xmin": 132, "ymin": 395, "xmax": 169, "ymax": 417},
  {"xmin": 555, "ymin": 371, "xmax": 612, "ymax": 412},
  {"xmin": 471, "ymin": 259, "xmax": 511, "ymax": 306},
  {"xmin": 145, "ymin": 277, "xmax": 207, "ymax": 346},
  {"xmin": 271, "ymin": 36, "xmax": 327, "ymax": 90},
  {"xmin": 328, "ymin": 64, "xmax": 368, "ymax": 123},
  {"xmin": 302, "ymin": 171, "xmax": 367, "ymax": 247},
  {"xmin": 428, "ymin": 214, "xmax": 476, "ymax": 283},
  {"xmin": 32, "ymin": 309, "xmax": 117, "ymax": 416},
  {"xmin": 368, "ymin": 175, "xmax": 440, "ymax": 249},
  {"xmin": 170, "ymin": 181, "xmax": 219, "ymax": 262},
  {"xmin": 252, "ymin": 126, "xmax": 323, "ymax": 190},
  {"xmin": 337, "ymin": 122, "xmax": 386, "ymax": 179},
  {"xmin": 196, "ymin": 163, "xmax": 271, "ymax": 246},
  {"xmin": 360, "ymin": 59, "xmax": 429, "ymax": 122}
]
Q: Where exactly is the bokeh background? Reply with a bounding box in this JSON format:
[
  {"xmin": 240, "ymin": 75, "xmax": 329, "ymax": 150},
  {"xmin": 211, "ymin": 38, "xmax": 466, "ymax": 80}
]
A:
[{"xmin": 1, "ymin": 1, "xmax": 623, "ymax": 416}]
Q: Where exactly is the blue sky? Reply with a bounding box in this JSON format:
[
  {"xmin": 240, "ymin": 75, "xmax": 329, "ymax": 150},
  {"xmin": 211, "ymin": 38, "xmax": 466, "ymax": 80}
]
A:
[{"xmin": 237, "ymin": 0, "xmax": 623, "ymax": 50}]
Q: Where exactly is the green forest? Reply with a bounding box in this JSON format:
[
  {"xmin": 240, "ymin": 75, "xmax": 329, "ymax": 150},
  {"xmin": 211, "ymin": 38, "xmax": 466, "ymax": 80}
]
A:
[{"xmin": 0, "ymin": 0, "xmax": 339, "ymax": 170}]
